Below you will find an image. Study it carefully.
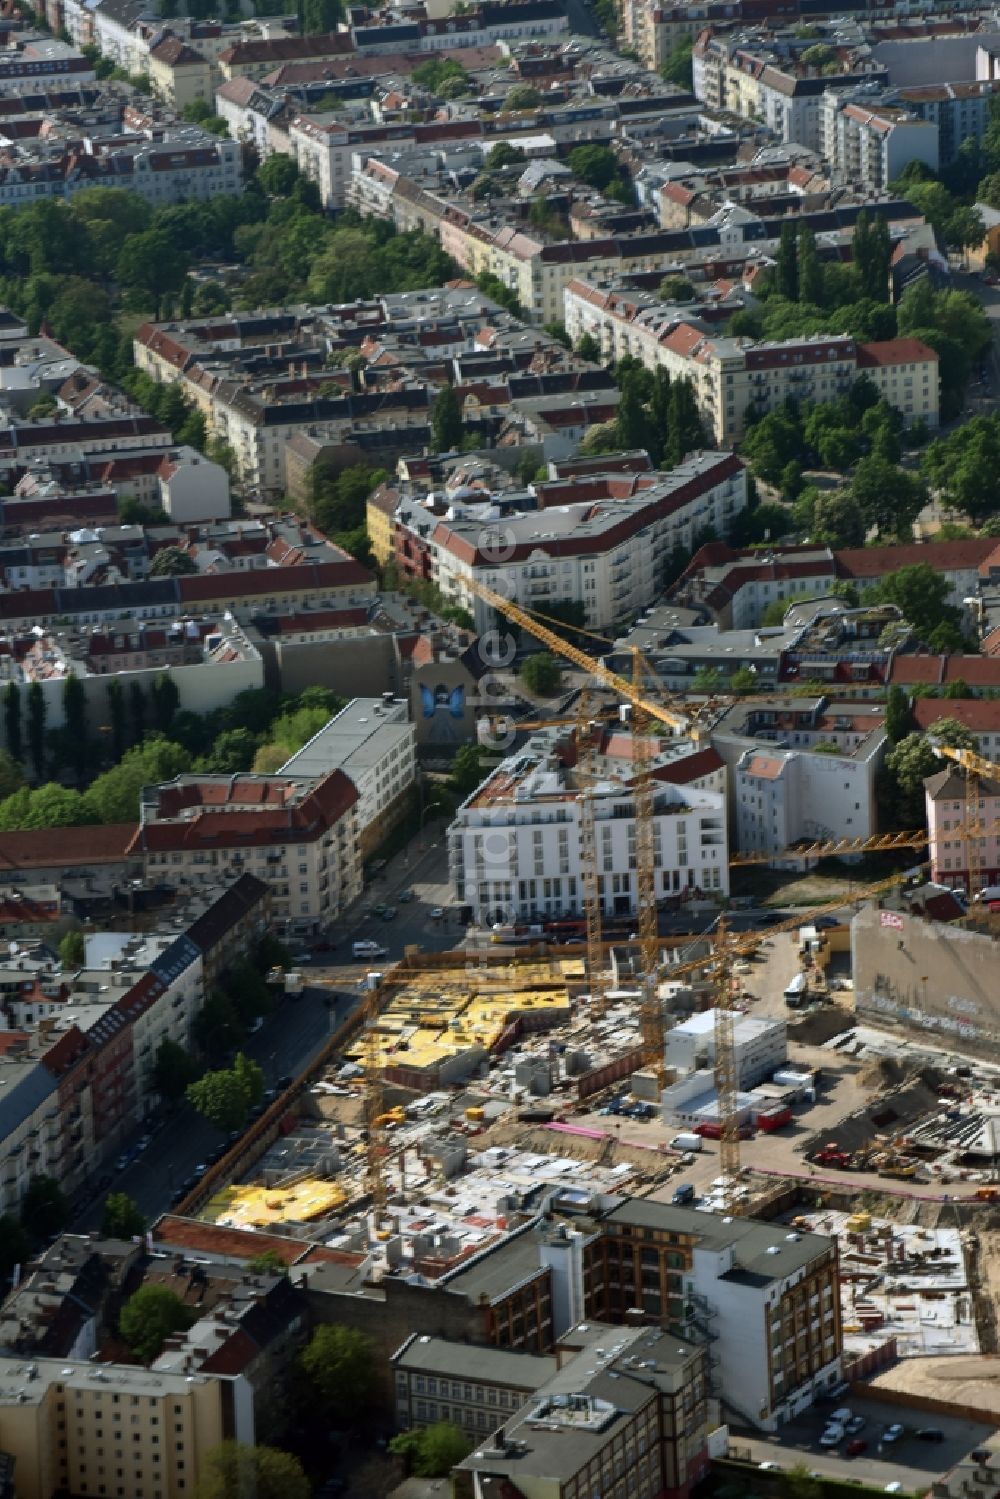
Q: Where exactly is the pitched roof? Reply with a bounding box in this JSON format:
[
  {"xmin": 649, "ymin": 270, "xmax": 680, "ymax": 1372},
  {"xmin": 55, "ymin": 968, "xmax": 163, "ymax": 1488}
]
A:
[
  {"xmin": 835, "ymin": 538, "xmax": 996, "ymax": 580},
  {"xmin": 0, "ymin": 823, "xmax": 137, "ymax": 871}
]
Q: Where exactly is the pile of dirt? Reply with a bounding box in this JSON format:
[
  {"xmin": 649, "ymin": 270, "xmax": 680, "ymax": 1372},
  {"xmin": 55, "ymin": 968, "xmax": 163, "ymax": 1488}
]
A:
[{"xmin": 786, "ymin": 1006, "xmax": 856, "ymax": 1046}]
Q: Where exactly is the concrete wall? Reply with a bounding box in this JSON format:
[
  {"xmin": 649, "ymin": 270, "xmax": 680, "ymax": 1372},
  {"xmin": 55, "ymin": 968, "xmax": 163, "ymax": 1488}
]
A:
[
  {"xmin": 851, "ymin": 903, "xmax": 1000, "ymax": 1052},
  {"xmin": 268, "ymin": 636, "xmax": 401, "ymax": 698},
  {"xmin": 873, "ymin": 34, "xmax": 1000, "ymax": 85}
]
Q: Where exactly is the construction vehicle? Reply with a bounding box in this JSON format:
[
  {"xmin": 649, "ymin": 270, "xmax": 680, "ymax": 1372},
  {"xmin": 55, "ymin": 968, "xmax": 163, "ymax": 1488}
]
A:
[{"xmin": 815, "ymin": 1142, "xmax": 853, "ymax": 1169}]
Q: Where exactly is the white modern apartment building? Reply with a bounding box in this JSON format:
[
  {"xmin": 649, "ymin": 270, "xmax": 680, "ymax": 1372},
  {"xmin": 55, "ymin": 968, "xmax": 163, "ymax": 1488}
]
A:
[
  {"xmin": 396, "ymin": 453, "xmax": 748, "ymax": 633},
  {"xmin": 448, "ymin": 728, "xmax": 729, "ymax": 925},
  {"xmin": 564, "ymin": 283, "xmax": 941, "ymax": 446},
  {"xmin": 819, "ymin": 90, "xmax": 939, "ymax": 188},
  {"xmin": 279, "ymin": 695, "xmax": 416, "ymax": 857},
  {"xmin": 734, "ymin": 738, "xmax": 885, "ymax": 861}
]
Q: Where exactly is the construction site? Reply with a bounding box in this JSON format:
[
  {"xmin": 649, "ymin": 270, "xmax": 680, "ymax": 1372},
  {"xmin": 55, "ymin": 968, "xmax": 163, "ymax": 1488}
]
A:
[{"xmin": 172, "ymin": 579, "xmax": 1000, "ymax": 1408}]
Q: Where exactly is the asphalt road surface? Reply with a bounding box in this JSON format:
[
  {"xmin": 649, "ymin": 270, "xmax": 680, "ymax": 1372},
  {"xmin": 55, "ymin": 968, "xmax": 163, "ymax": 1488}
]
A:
[{"xmin": 741, "ymin": 1393, "xmax": 994, "ymax": 1492}]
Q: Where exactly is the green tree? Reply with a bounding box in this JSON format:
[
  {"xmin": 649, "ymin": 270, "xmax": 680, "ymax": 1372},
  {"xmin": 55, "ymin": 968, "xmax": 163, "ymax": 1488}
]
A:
[
  {"xmin": 520, "ymin": 652, "xmax": 563, "ymax": 696},
  {"xmin": 85, "ymin": 738, "xmax": 191, "ymax": 824},
  {"xmin": 202, "ymin": 728, "xmax": 259, "ymax": 774},
  {"xmin": 922, "ymin": 414, "xmax": 1000, "ymax": 525},
  {"xmin": 730, "ymin": 666, "xmax": 759, "ymax": 694},
  {"xmin": 150, "ymin": 672, "xmax": 180, "ymax": 734},
  {"xmin": 186, "ymin": 1051, "xmax": 263, "ymax": 1132},
  {"xmin": 0, "ymin": 751, "xmax": 23, "ymax": 801},
  {"xmin": 895, "ymin": 178, "xmax": 955, "ymax": 233},
  {"xmin": 106, "ymin": 678, "xmax": 126, "ymax": 760},
  {"xmin": 850, "ymin": 456, "xmax": 926, "ymax": 538},
  {"xmin": 58, "ymin": 928, "xmax": 85, "ymax": 969},
  {"xmin": 615, "ymin": 369, "xmax": 655, "ymax": 456},
  {"xmin": 299, "ymin": 0, "xmax": 342, "ymax": 31},
  {"xmin": 798, "ymin": 225, "xmax": 823, "ymax": 306},
  {"xmin": 431, "ymin": 384, "xmax": 463, "ymax": 453},
  {"xmin": 776, "ymin": 221, "xmax": 798, "ymax": 302},
  {"xmin": 247, "ymin": 1249, "xmax": 288, "ymax": 1275},
  {"xmin": 885, "ymin": 718, "xmax": 975, "ymax": 825},
  {"xmin": 568, "ymin": 144, "xmax": 619, "ymax": 192},
  {"xmin": 852, "ymin": 211, "xmax": 891, "ymax": 302},
  {"xmin": 692, "ymin": 666, "xmax": 724, "ymax": 692},
  {"xmin": 20, "ymin": 1174, "xmax": 69, "ymax": 1242},
  {"xmin": 296, "ymin": 1324, "xmax": 376, "ymax": 1420},
  {"xmin": 885, "ymin": 684, "xmax": 912, "ymax": 745},
  {"xmin": 658, "ymin": 274, "xmax": 694, "ymax": 301},
  {"xmin": 811, "ymin": 489, "xmax": 864, "ymax": 546},
  {"xmin": 117, "ymin": 230, "xmax": 189, "ymax": 312},
  {"xmin": 575, "ymin": 333, "xmax": 603, "ymax": 367},
  {"xmin": 484, "ymin": 140, "xmax": 526, "ymax": 170},
  {"xmin": 946, "ymin": 205, "xmax": 985, "ymax": 261},
  {"xmin": 450, "ymin": 742, "xmax": 484, "ymax": 795},
  {"xmin": 256, "ymin": 154, "xmax": 299, "ymax": 196},
  {"xmin": 504, "ymin": 84, "xmax": 542, "ymax": 110},
  {"xmin": 193, "ymin": 1442, "xmax": 310, "ymax": 1499},
  {"xmin": 150, "ymin": 545, "xmax": 197, "ymax": 576},
  {"xmin": 26, "ymin": 681, "xmax": 45, "ymax": 780},
  {"xmin": 120, "ymin": 1284, "xmax": 193, "ymax": 1363},
  {"xmin": 868, "ymin": 562, "xmax": 961, "ymax": 642},
  {"xmin": 0, "ymin": 1214, "xmax": 29, "ymax": 1280},
  {"xmin": 660, "ymin": 36, "xmax": 694, "ymax": 89},
  {"xmin": 4, "ymin": 682, "xmax": 20, "ymax": 763},
  {"xmin": 152, "ymin": 1037, "xmax": 200, "ymax": 1100},
  {"xmin": 128, "ymin": 682, "xmax": 147, "ymax": 745},
  {"xmin": 389, "ymin": 1422, "xmax": 472, "ymax": 1477},
  {"xmin": 664, "ymin": 378, "xmax": 706, "ymax": 466},
  {"xmin": 101, "ymin": 1192, "xmax": 146, "ymax": 1240},
  {"xmin": 61, "ymin": 672, "xmax": 88, "ymax": 783}
]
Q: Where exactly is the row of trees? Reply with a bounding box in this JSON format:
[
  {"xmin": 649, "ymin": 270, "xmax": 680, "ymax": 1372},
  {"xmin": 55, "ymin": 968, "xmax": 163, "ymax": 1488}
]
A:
[
  {"xmin": 0, "ymin": 172, "xmax": 455, "ymax": 445},
  {"xmin": 735, "ymin": 238, "xmax": 992, "ymax": 418},
  {"xmin": 0, "ymin": 684, "xmax": 345, "ymax": 827},
  {"xmin": 580, "ymin": 358, "xmax": 707, "ymax": 469}
]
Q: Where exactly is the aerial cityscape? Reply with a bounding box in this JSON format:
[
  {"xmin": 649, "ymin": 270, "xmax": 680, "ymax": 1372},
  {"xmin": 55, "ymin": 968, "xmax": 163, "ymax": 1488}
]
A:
[{"xmin": 2, "ymin": 0, "xmax": 1000, "ymax": 1495}]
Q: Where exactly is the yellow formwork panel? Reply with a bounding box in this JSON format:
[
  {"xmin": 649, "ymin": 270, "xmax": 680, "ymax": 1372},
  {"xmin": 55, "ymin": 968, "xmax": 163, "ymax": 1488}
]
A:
[
  {"xmin": 202, "ymin": 1177, "xmax": 349, "ymax": 1228},
  {"xmin": 353, "ymin": 958, "xmax": 574, "ymax": 1076}
]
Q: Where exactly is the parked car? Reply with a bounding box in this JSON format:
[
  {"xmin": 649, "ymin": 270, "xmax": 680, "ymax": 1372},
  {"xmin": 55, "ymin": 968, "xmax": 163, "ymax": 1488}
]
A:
[
  {"xmin": 380, "ymin": 906, "xmax": 397, "ymax": 921},
  {"xmin": 846, "ymin": 1439, "xmax": 867, "ymax": 1457},
  {"xmin": 430, "ymin": 906, "xmax": 444, "ymax": 920},
  {"xmin": 917, "ymin": 1429, "xmax": 944, "ymax": 1443},
  {"xmin": 759, "ymin": 1462, "xmax": 783, "ymax": 1472},
  {"xmin": 398, "ymin": 889, "xmax": 414, "ymax": 903},
  {"xmin": 830, "ymin": 1409, "xmax": 853, "ymax": 1425},
  {"xmin": 882, "ymin": 1425, "xmax": 904, "ymax": 1445},
  {"xmin": 819, "ymin": 1428, "xmax": 845, "ymax": 1448},
  {"xmin": 846, "ymin": 1417, "xmax": 866, "ymax": 1434},
  {"xmin": 885, "ymin": 1484, "xmax": 903, "ymax": 1494}
]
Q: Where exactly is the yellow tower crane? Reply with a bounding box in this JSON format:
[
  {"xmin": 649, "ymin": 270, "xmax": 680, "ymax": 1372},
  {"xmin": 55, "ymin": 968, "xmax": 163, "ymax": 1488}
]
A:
[
  {"xmin": 574, "ymin": 695, "xmax": 607, "ymax": 1013},
  {"xmin": 361, "ymin": 988, "xmax": 388, "ymax": 1219},
  {"xmin": 710, "ymin": 919, "xmax": 742, "ymax": 1207}
]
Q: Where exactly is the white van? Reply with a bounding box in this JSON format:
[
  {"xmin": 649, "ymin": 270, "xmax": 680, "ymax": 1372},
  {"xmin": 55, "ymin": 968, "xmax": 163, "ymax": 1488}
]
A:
[{"xmin": 353, "ymin": 939, "xmax": 387, "ymax": 959}]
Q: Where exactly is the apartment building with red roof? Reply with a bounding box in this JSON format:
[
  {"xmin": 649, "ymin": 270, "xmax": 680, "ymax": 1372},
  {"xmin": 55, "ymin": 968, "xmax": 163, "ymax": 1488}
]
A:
[{"xmin": 130, "ymin": 769, "xmax": 360, "ymax": 932}]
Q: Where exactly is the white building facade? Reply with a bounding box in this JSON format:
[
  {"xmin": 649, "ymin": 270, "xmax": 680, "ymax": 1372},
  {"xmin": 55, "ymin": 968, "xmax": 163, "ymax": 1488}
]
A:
[{"xmin": 449, "ymin": 745, "xmax": 729, "ymax": 925}]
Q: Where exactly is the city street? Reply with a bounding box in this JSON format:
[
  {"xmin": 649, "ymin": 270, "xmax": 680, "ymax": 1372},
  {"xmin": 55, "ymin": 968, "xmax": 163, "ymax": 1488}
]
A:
[{"xmin": 76, "ymin": 828, "xmax": 460, "ymax": 1231}]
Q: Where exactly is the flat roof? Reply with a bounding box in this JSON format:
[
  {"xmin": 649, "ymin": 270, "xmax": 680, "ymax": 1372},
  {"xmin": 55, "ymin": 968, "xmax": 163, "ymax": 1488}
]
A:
[
  {"xmin": 395, "ymin": 1335, "xmax": 556, "ymax": 1388},
  {"xmin": 278, "ymin": 697, "xmax": 412, "ymax": 778},
  {"xmin": 603, "ymin": 1199, "xmax": 833, "ymax": 1281},
  {"xmin": 0, "ymin": 1354, "xmax": 216, "ymax": 1405}
]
